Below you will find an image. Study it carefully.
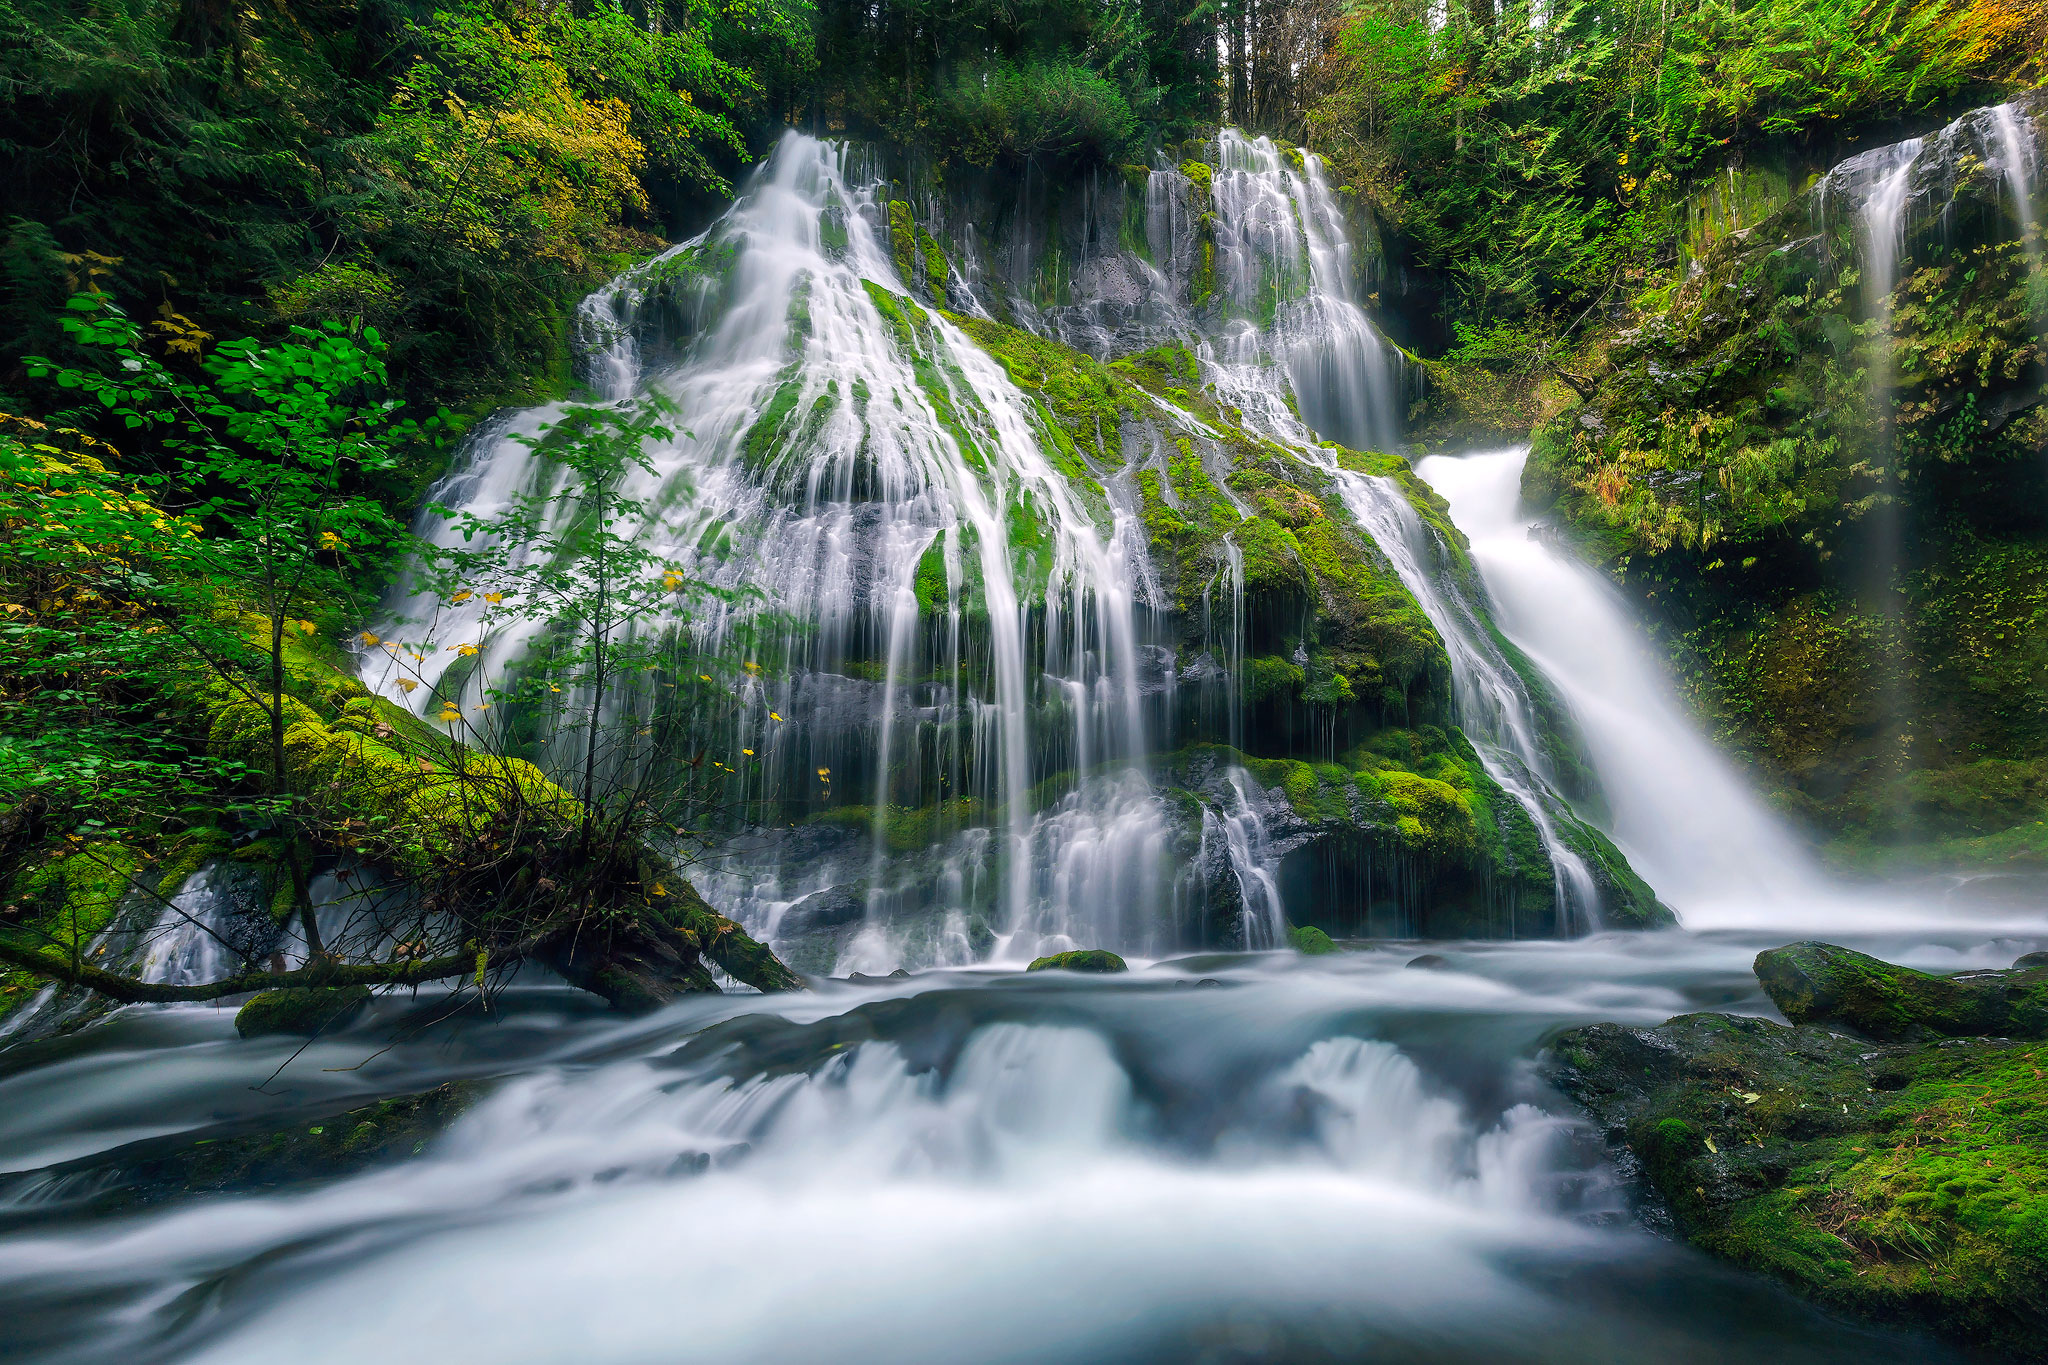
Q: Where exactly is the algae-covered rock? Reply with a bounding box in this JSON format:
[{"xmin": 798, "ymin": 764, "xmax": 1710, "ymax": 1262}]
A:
[
  {"xmin": 235, "ymin": 984, "xmax": 371, "ymax": 1038},
  {"xmin": 1289, "ymin": 925, "xmax": 1337, "ymax": 955},
  {"xmin": 1555, "ymin": 946, "xmax": 2048, "ymax": 1358},
  {"xmin": 1026, "ymin": 949, "xmax": 1128, "ymax": 973},
  {"xmin": 33, "ymin": 1082, "xmax": 484, "ymax": 1211},
  {"xmin": 1755, "ymin": 941, "xmax": 2048, "ymax": 1040}
]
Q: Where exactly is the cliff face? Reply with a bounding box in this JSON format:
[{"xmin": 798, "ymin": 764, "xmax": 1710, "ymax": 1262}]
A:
[{"xmin": 1525, "ymin": 93, "xmax": 2048, "ymax": 870}]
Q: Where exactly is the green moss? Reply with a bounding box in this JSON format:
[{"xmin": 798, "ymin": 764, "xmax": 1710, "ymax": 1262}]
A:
[
  {"xmin": 2, "ymin": 841, "xmax": 147, "ymax": 1021},
  {"xmin": 1289, "ymin": 925, "xmax": 1337, "ymax": 954},
  {"xmin": 887, "ymin": 199, "xmax": 917, "ymax": 281},
  {"xmin": 949, "ymin": 311, "xmax": 1145, "ymax": 470},
  {"xmin": 1558, "ymin": 990, "xmax": 2048, "ymax": 1359},
  {"xmin": 235, "ymin": 984, "xmax": 371, "ymax": 1037},
  {"xmin": 918, "ymin": 227, "xmax": 951, "ymax": 291},
  {"xmin": 913, "ymin": 536, "xmax": 951, "ymax": 614},
  {"xmin": 1026, "ymin": 948, "xmax": 1128, "ymax": 973}
]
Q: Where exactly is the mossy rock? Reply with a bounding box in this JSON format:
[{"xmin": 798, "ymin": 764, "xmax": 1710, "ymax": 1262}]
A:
[
  {"xmin": 1755, "ymin": 941, "xmax": 2048, "ymax": 1041},
  {"xmin": 47, "ymin": 1082, "xmax": 484, "ymax": 1211},
  {"xmin": 1555, "ymin": 944, "xmax": 2048, "ymax": 1358},
  {"xmin": 1026, "ymin": 949, "xmax": 1128, "ymax": 973},
  {"xmin": 235, "ymin": 984, "xmax": 372, "ymax": 1038},
  {"xmin": 1289, "ymin": 925, "xmax": 1337, "ymax": 955}
]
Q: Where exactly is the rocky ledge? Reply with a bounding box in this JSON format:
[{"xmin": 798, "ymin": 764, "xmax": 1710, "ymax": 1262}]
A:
[{"xmin": 1552, "ymin": 943, "xmax": 2048, "ymax": 1359}]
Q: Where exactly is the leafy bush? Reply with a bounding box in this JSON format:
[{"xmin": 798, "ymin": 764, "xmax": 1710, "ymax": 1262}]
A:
[{"xmin": 939, "ymin": 60, "xmax": 1143, "ymax": 166}]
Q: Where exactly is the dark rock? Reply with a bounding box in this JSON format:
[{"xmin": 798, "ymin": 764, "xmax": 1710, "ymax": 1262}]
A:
[
  {"xmin": 235, "ymin": 985, "xmax": 371, "ymax": 1038},
  {"xmin": 1025, "ymin": 949, "xmax": 1128, "ymax": 974},
  {"xmin": 780, "ymin": 884, "xmax": 868, "ymax": 936},
  {"xmin": 1754, "ymin": 940, "xmax": 2048, "ymax": 1040},
  {"xmin": 1406, "ymin": 953, "xmax": 1451, "ymax": 970},
  {"xmin": 11, "ymin": 1082, "xmax": 484, "ymax": 1213}
]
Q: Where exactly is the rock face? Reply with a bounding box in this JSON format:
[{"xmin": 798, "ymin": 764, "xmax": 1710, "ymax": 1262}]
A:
[
  {"xmin": 1526, "ymin": 92, "xmax": 2048, "ymax": 870},
  {"xmin": 1026, "ymin": 949, "xmax": 1128, "ymax": 973},
  {"xmin": 1554, "ymin": 947, "xmax": 2048, "ymax": 1358},
  {"xmin": 1756, "ymin": 940, "xmax": 2048, "ymax": 1040}
]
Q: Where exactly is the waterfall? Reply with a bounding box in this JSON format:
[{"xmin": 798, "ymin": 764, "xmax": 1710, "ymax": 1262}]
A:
[
  {"xmin": 1195, "ymin": 132, "xmax": 1598, "ymax": 929},
  {"xmin": 1415, "ymin": 447, "xmax": 1840, "ymax": 925},
  {"xmin": 377, "ymin": 133, "xmax": 1160, "ymax": 965},
  {"xmin": 136, "ymin": 868, "xmax": 234, "ymax": 990}
]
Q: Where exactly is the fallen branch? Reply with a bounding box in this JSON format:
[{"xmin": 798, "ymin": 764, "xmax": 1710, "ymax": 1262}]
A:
[{"xmin": 0, "ymin": 941, "xmax": 473, "ymax": 1004}]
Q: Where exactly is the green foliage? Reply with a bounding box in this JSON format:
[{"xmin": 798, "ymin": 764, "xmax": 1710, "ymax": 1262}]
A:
[
  {"xmin": 812, "ymin": 0, "xmax": 1216, "ymax": 165},
  {"xmin": 0, "ymin": 0, "xmax": 774, "ymax": 411},
  {"xmin": 1309, "ymin": 0, "xmax": 2045, "ymax": 325}
]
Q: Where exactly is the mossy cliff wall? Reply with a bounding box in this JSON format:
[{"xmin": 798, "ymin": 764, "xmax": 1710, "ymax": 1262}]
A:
[{"xmin": 1525, "ymin": 92, "xmax": 2048, "ymax": 870}]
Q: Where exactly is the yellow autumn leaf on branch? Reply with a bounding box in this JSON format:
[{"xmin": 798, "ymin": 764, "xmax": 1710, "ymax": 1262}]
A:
[{"xmin": 394, "ymin": 678, "xmax": 418, "ymax": 693}]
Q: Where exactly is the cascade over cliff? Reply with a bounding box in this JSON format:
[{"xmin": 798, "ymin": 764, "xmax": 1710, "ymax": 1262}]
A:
[{"xmin": 380, "ymin": 129, "xmax": 1665, "ymax": 979}]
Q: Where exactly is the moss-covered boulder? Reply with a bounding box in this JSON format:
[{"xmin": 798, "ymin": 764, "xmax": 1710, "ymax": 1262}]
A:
[
  {"xmin": 1555, "ymin": 945, "xmax": 2048, "ymax": 1357},
  {"xmin": 39, "ymin": 1082, "xmax": 483, "ymax": 1212},
  {"xmin": 236, "ymin": 984, "xmax": 372, "ymax": 1038},
  {"xmin": 1026, "ymin": 949, "xmax": 1128, "ymax": 973},
  {"xmin": 1288, "ymin": 925, "xmax": 1337, "ymax": 954},
  {"xmin": 1756, "ymin": 941, "xmax": 2048, "ymax": 1041}
]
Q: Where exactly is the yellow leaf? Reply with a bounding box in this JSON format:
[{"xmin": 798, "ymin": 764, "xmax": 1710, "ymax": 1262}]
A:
[
  {"xmin": 817, "ymin": 768, "xmax": 830, "ymax": 778},
  {"xmin": 359, "ymin": 631, "xmax": 380, "ymax": 647},
  {"xmin": 455, "ymin": 644, "xmax": 479, "ymax": 657},
  {"xmin": 394, "ymin": 678, "xmax": 418, "ymax": 694},
  {"xmin": 451, "ymin": 590, "xmax": 473, "ymax": 603},
  {"xmin": 437, "ymin": 707, "xmax": 461, "ymax": 723},
  {"xmin": 699, "ymin": 674, "xmax": 712, "ymax": 683},
  {"xmin": 742, "ymin": 748, "xmax": 754, "ymax": 756},
  {"xmin": 295, "ymin": 620, "xmax": 316, "ymax": 635},
  {"xmin": 770, "ymin": 712, "xmax": 783, "ymax": 722},
  {"xmin": 662, "ymin": 571, "xmax": 683, "ymax": 592},
  {"xmin": 474, "ymin": 703, "xmax": 491, "ymax": 711},
  {"xmin": 650, "ymin": 883, "xmax": 668, "ymax": 897},
  {"xmin": 484, "ymin": 592, "xmax": 504, "ymax": 605}
]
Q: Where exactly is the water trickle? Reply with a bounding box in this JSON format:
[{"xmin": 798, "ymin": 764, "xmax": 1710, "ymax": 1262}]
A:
[{"xmin": 136, "ymin": 868, "xmax": 234, "ymax": 989}]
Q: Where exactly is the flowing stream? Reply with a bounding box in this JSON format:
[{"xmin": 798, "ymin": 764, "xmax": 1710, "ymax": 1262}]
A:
[{"xmin": 4, "ymin": 116, "xmax": 2047, "ymax": 1363}]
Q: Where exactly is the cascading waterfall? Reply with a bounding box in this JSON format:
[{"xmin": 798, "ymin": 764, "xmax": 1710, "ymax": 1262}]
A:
[
  {"xmin": 1195, "ymin": 132, "xmax": 1600, "ymax": 930},
  {"xmin": 135, "ymin": 868, "xmax": 233, "ymax": 989},
  {"xmin": 377, "ymin": 133, "xmax": 1163, "ymax": 966},
  {"xmin": 1416, "ymin": 448, "xmax": 1830, "ymax": 923}
]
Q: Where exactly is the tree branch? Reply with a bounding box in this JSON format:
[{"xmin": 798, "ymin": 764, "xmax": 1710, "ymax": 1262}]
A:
[{"xmin": 0, "ymin": 941, "xmax": 473, "ymax": 1003}]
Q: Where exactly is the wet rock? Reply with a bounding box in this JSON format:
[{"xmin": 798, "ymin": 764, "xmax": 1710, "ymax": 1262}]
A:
[
  {"xmin": 1554, "ymin": 946, "xmax": 2048, "ymax": 1359},
  {"xmin": 780, "ymin": 885, "xmax": 868, "ymax": 936},
  {"xmin": 12, "ymin": 1082, "xmax": 484, "ymax": 1213},
  {"xmin": 235, "ymin": 985, "xmax": 371, "ymax": 1038},
  {"xmin": 1754, "ymin": 940, "xmax": 2048, "ymax": 1041},
  {"xmin": 1288, "ymin": 926, "xmax": 1337, "ymax": 955},
  {"xmin": 1025, "ymin": 950, "xmax": 1128, "ymax": 974},
  {"xmin": 1406, "ymin": 953, "xmax": 1450, "ymax": 970}
]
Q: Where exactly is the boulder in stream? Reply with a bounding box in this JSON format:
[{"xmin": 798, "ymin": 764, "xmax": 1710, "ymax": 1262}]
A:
[
  {"xmin": 1554, "ymin": 946, "xmax": 2048, "ymax": 1358},
  {"xmin": 1026, "ymin": 950, "xmax": 1128, "ymax": 973}
]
